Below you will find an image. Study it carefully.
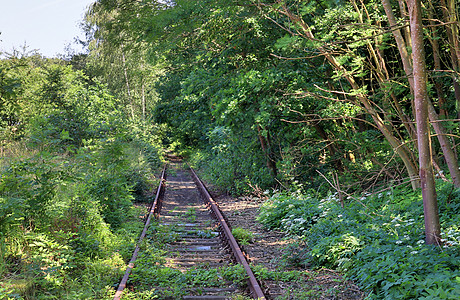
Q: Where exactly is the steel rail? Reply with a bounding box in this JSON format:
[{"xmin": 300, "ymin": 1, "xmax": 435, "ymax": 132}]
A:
[
  {"xmin": 189, "ymin": 167, "xmax": 267, "ymax": 300},
  {"xmin": 113, "ymin": 165, "xmax": 167, "ymax": 300}
]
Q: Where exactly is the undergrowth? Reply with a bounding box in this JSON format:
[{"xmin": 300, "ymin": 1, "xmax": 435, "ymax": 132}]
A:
[
  {"xmin": 0, "ymin": 127, "xmax": 164, "ymax": 299},
  {"xmin": 257, "ymin": 181, "xmax": 460, "ymax": 299}
]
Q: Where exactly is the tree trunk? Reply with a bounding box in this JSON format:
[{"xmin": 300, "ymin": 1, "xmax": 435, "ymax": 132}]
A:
[
  {"xmin": 427, "ymin": 3, "xmax": 448, "ymax": 118},
  {"xmin": 121, "ymin": 52, "xmax": 134, "ymax": 119},
  {"xmin": 257, "ymin": 125, "xmax": 277, "ymax": 178},
  {"xmin": 382, "ymin": 0, "xmax": 414, "ymax": 91},
  {"xmin": 142, "ymin": 82, "xmax": 146, "ymax": 120},
  {"xmin": 427, "ymin": 101, "xmax": 460, "ymax": 187},
  {"xmin": 398, "ymin": 0, "xmax": 412, "ymax": 49},
  {"xmin": 407, "ymin": 0, "xmax": 441, "ymax": 245}
]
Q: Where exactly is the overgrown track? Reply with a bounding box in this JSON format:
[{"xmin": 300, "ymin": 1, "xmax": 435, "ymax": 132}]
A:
[
  {"xmin": 114, "ymin": 161, "xmax": 267, "ymax": 300},
  {"xmin": 113, "ymin": 165, "xmax": 166, "ymax": 300}
]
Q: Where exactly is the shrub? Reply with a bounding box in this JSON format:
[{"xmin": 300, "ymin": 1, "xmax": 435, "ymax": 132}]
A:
[
  {"xmin": 257, "ymin": 191, "xmax": 323, "ymax": 234},
  {"xmin": 189, "ymin": 127, "xmax": 275, "ymax": 195}
]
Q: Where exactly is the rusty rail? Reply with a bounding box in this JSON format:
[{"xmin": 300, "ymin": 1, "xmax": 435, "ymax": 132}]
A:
[
  {"xmin": 113, "ymin": 165, "xmax": 167, "ymax": 300},
  {"xmin": 189, "ymin": 167, "xmax": 267, "ymax": 300}
]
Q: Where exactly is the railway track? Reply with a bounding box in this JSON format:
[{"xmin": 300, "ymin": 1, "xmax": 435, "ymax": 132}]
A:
[{"xmin": 113, "ymin": 160, "xmax": 267, "ymax": 300}]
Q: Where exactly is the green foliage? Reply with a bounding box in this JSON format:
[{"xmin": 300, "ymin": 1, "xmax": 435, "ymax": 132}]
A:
[
  {"xmin": 190, "ymin": 126, "xmax": 275, "ymax": 194},
  {"xmin": 0, "ymin": 137, "xmax": 162, "ymax": 298},
  {"xmin": 0, "ymin": 97, "xmax": 163, "ymax": 300},
  {"xmin": 231, "ymin": 227, "xmax": 254, "ymax": 245},
  {"xmin": 0, "ymin": 153, "xmax": 70, "ymax": 228},
  {"xmin": 0, "ymin": 65, "xmax": 22, "ymax": 131},
  {"xmin": 251, "ymin": 265, "xmax": 303, "ymax": 282},
  {"xmin": 258, "ymin": 182, "xmax": 460, "ymax": 299},
  {"xmin": 257, "ymin": 191, "xmax": 322, "ymax": 232}
]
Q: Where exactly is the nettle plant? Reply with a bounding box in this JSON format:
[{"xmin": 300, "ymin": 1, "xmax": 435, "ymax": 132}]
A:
[{"xmin": 258, "ymin": 182, "xmax": 460, "ymax": 299}]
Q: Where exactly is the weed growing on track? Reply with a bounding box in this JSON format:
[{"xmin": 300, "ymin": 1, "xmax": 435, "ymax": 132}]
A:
[
  {"xmin": 250, "ymin": 265, "xmax": 303, "ymax": 282},
  {"xmin": 232, "ymin": 226, "xmax": 254, "ymax": 245},
  {"xmin": 257, "ymin": 182, "xmax": 460, "ymax": 299},
  {"xmin": 185, "ymin": 207, "xmax": 197, "ymax": 222}
]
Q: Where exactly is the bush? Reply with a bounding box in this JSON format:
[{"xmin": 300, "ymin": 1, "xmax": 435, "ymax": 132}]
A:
[
  {"xmin": 257, "ymin": 191, "xmax": 323, "ymax": 234},
  {"xmin": 0, "ymin": 132, "xmax": 163, "ymax": 298},
  {"xmin": 27, "ymin": 110, "xmax": 89, "ymax": 151},
  {"xmin": 189, "ymin": 126, "xmax": 275, "ymax": 195}
]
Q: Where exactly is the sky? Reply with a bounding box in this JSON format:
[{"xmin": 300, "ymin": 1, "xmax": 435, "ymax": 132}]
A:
[{"xmin": 0, "ymin": 0, "xmax": 96, "ymax": 58}]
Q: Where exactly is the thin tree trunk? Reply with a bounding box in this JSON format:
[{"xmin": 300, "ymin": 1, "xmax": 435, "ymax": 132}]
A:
[
  {"xmin": 142, "ymin": 82, "xmax": 146, "ymax": 120},
  {"xmin": 407, "ymin": 0, "xmax": 441, "ymax": 245},
  {"xmin": 121, "ymin": 52, "xmax": 134, "ymax": 119},
  {"xmin": 427, "ymin": 3, "xmax": 448, "ymax": 118},
  {"xmin": 257, "ymin": 125, "xmax": 277, "ymax": 178},
  {"xmin": 382, "ymin": 0, "xmax": 414, "ymax": 90},
  {"xmin": 398, "ymin": 0, "xmax": 412, "ymax": 49},
  {"xmin": 427, "ymin": 102, "xmax": 460, "ymax": 187}
]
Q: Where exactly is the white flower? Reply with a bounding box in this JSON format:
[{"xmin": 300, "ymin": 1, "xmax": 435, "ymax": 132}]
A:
[
  {"xmin": 395, "ymin": 240, "xmax": 403, "ymax": 244},
  {"xmin": 410, "ymin": 251, "xmax": 418, "ymax": 255}
]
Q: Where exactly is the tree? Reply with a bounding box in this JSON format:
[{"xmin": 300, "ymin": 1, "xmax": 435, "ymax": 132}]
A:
[
  {"xmin": 83, "ymin": 0, "xmax": 163, "ymax": 121},
  {"xmin": 256, "ymin": 0, "xmax": 422, "ymax": 190},
  {"xmin": 407, "ymin": 0, "xmax": 441, "ymax": 245}
]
